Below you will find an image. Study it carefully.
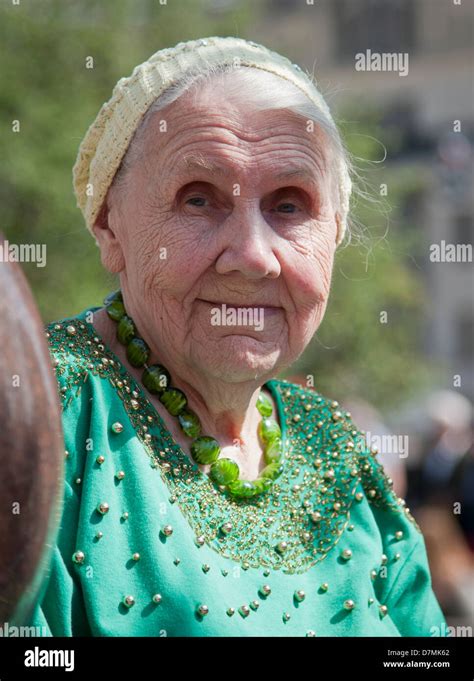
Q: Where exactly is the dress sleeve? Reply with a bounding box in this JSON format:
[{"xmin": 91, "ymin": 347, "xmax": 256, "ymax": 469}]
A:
[
  {"xmin": 381, "ymin": 534, "xmax": 447, "ymax": 637},
  {"xmin": 353, "ymin": 429, "xmax": 448, "ymax": 637},
  {"xmin": 25, "ymin": 332, "xmax": 92, "ymax": 637},
  {"xmin": 27, "ymin": 478, "xmax": 91, "ymax": 637}
]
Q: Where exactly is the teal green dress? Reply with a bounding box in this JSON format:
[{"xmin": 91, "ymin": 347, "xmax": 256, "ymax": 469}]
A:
[{"xmin": 26, "ymin": 307, "xmax": 447, "ymax": 637}]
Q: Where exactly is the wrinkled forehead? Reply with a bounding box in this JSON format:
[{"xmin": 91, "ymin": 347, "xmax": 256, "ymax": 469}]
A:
[{"xmin": 139, "ymin": 96, "xmax": 332, "ymax": 180}]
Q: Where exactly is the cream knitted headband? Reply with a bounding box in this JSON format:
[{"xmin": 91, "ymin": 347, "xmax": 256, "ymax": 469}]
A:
[{"xmin": 73, "ymin": 36, "xmax": 352, "ymax": 245}]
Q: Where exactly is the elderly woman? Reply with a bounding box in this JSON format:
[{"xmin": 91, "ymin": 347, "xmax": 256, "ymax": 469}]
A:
[{"xmin": 27, "ymin": 37, "xmax": 446, "ymax": 637}]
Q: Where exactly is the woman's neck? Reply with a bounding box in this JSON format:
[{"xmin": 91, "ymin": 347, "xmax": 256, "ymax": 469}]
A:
[{"xmin": 89, "ymin": 306, "xmax": 280, "ymax": 478}]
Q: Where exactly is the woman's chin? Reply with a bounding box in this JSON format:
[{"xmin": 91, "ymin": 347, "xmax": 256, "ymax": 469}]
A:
[{"xmin": 193, "ymin": 334, "xmax": 283, "ymax": 382}]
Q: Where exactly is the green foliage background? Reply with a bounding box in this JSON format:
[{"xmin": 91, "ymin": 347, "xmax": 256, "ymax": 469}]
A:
[{"xmin": 0, "ymin": 0, "xmax": 444, "ymax": 415}]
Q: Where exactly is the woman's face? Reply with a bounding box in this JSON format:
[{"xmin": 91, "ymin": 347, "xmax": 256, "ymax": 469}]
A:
[{"xmin": 98, "ymin": 84, "xmax": 340, "ymax": 384}]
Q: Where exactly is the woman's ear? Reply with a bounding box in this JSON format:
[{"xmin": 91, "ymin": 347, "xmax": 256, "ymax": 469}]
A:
[{"xmin": 92, "ymin": 197, "xmax": 125, "ymax": 273}]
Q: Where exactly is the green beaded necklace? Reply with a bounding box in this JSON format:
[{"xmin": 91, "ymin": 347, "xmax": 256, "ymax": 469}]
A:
[{"xmin": 104, "ymin": 290, "xmax": 285, "ymax": 499}]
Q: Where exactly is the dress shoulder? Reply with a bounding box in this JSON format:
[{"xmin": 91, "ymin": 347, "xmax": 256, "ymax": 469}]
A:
[
  {"xmin": 270, "ymin": 378, "xmax": 422, "ymax": 536},
  {"xmin": 44, "ymin": 312, "xmax": 108, "ymax": 411}
]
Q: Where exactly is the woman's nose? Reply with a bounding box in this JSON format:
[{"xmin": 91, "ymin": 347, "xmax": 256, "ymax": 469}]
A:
[{"xmin": 214, "ymin": 205, "xmax": 281, "ymax": 279}]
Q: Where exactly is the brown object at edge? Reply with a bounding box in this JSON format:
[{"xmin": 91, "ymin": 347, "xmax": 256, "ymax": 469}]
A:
[{"xmin": 0, "ymin": 243, "xmax": 64, "ymax": 624}]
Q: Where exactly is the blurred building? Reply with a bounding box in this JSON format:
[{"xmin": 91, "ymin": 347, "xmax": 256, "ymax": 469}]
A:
[{"xmin": 252, "ymin": 0, "xmax": 474, "ymax": 398}]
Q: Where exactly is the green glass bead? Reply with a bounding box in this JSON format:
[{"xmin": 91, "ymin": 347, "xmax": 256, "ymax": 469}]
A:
[
  {"xmin": 178, "ymin": 409, "xmax": 202, "ymax": 438},
  {"xmin": 159, "ymin": 388, "xmax": 187, "ymax": 416},
  {"xmin": 106, "ymin": 300, "xmax": 125, "ymax": 322},
  {"xmin": 142, "ymin": 364, "xmax": 170, "ymax": 394},
  {"xmin": 103, "ymin": 289, "xmax": 123, "ymax": 306},
  {"xmin": 252, "ymin": 477, "xmax": 273, "ymax": 495},
  {"xmin": 256, "ymin": 391, "xmax": 273, "ymax": 417},
  {"xmin": 126, "ymin": 338, "xmax": 150, "ymax": 367},
  {"xmin": 226, "ymin": 479, "xmax": 258, "ymax": 498},
  {"xmin": 264, "ymin": 437, "xmax": 283, "ymax": 465},
  {"xmin": 209, "ymin": 458, "xmax": 240, "ymax": 485},
  {"xmin": 190, "ymin": 436, "xmax": 221, "ymax": 464},
  {"xmin": 258, "ymin": 417, "xmax": 281, "ymax": 445},
  {"xmin": 260, "ymin": 461, "xmax": 284, "ymax": 480},
  {"xmin": 117, "ymin": 315, "xmax": 136, "ymax": 345}
]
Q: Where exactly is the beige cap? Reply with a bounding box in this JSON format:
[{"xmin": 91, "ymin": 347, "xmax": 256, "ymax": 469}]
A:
[{"xmin": 73, "ymin": 36, "xmax": 352, "ymax": 244}]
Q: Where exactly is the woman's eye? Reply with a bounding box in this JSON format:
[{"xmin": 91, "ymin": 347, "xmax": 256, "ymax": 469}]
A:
[
  {"xmin": 274, "ymin": 202, "xmax": 298, "ymax": 214},
  {"xmin": 186, "ymin": 196, "xmax": 207, "ymax": 207}
]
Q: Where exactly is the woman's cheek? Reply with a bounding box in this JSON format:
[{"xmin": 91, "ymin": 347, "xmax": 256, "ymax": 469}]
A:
[
  {"xmin": 287, "ymin": 251, "xmax": 331, "ymax": 308},
  {"xmin": 319, "ymin": 256, "xmax": 334, "ymax": 298},
  {"xmin": 311, "ymin": 227, "xmax": 336, "ymax": 295}
]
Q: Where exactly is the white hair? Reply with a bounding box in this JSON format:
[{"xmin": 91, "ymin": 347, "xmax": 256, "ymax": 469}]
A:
[{"xmin": 109, "ymin": 63, "xmax": 356, "ymax": 242}]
